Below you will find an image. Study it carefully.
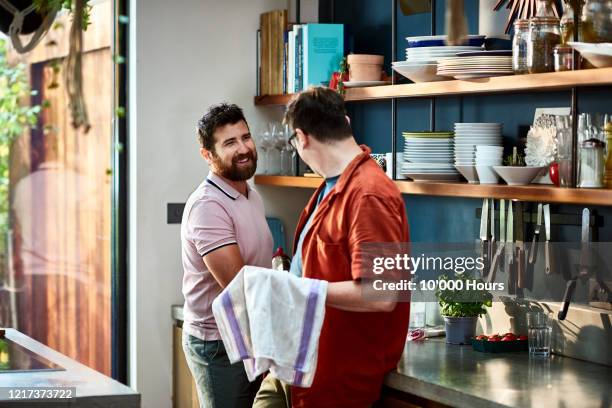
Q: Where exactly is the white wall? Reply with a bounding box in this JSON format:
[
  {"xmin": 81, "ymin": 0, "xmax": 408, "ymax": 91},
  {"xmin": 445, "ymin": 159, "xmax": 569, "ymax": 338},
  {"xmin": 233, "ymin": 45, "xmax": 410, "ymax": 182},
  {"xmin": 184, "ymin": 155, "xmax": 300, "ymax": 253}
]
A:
[{"xmin": 129, "ymin": 0, "xmax": 311, "ymax": 406}]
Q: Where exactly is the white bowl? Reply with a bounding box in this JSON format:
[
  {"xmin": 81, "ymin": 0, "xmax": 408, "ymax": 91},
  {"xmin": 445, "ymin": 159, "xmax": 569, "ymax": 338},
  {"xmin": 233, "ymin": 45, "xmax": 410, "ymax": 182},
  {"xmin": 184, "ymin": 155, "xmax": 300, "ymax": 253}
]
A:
[
  {"xmin": 476, "ymin": 165, "xmax": 500, "ymax": 184},
  {"xmin": 455, "ymin": 165, "xmax": 479, "ymax": 183},
  {"xmin": 392, "ymin": 63, "xmax": 449, "ymax": 82},
  {"xmin": 492, "ymin": 166, "xmax": 546, "ymax": 186},
  {"xmin": 568, "ymin": 42, "xmax": 612, "ymax": 68}
]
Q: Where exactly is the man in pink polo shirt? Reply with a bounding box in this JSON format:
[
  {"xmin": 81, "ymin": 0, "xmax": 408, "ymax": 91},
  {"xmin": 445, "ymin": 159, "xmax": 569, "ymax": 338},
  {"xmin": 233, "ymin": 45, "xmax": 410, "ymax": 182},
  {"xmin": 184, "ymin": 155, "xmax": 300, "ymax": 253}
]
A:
[{"xmin": 181, "ymin": 103, "xmax": 273, "ymax": 408}]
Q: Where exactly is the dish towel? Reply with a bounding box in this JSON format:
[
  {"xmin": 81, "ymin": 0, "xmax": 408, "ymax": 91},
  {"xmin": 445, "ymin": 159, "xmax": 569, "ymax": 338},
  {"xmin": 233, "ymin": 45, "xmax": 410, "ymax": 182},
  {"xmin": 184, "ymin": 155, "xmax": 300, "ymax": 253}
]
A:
[{"xmin": 212, "ymin": 266, "xmax": 328, "ymax": 387}]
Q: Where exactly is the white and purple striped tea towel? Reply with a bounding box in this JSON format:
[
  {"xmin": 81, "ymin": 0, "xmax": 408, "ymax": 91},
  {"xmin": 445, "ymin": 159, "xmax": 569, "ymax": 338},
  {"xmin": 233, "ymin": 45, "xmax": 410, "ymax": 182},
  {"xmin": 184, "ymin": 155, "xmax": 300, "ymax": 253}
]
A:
[{"xmin": 212, "ymin": 266, "xmax": 327, "ymax": 387}]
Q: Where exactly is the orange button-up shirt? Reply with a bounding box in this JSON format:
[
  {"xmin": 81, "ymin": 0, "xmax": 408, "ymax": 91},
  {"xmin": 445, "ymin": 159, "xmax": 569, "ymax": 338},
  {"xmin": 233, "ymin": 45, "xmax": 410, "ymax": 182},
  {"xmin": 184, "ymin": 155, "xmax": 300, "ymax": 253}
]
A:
[{"xmin": 291, "ymin": 146, "xmax": 410, "ymax": 407}]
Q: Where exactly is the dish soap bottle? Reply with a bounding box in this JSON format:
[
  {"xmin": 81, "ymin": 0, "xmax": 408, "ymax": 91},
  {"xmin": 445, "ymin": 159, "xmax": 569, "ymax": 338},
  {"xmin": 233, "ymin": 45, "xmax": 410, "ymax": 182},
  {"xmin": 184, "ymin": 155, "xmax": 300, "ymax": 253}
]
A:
[{"xmin": 272, "ymin": 247, "xmax": 291, "ymax": 271}]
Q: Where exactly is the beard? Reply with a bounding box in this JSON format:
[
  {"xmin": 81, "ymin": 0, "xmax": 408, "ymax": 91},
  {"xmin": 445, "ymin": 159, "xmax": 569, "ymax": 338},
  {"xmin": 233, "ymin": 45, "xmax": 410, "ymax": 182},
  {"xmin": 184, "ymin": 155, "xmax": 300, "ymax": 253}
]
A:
[{"xmin": 211, "ymin": 149, "xmax": 258, "ymax": 181}]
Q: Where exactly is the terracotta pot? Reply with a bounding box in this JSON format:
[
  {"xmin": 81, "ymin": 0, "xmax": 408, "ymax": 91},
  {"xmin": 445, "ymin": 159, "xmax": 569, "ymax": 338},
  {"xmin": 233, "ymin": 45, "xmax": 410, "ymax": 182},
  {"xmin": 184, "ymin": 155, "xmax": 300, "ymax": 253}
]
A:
[{"xmin": 347, "ymin": 54, "xmax": 384, "ymax": 81}]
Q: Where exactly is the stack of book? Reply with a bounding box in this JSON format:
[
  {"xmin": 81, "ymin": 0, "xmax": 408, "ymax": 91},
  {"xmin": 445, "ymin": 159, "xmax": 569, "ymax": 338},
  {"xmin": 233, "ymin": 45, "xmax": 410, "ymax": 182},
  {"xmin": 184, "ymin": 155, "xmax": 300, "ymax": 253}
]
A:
[{"xmin": 258, "ymin": 13, "xmax": 344, "ymax": 96}]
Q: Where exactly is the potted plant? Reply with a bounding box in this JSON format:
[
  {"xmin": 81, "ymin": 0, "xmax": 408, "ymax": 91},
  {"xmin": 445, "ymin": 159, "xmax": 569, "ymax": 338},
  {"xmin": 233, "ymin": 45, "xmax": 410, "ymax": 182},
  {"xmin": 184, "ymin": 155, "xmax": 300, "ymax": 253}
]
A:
[{"xmin": 435, "ymin": 274, "xmax": 492, "ymax": 345}]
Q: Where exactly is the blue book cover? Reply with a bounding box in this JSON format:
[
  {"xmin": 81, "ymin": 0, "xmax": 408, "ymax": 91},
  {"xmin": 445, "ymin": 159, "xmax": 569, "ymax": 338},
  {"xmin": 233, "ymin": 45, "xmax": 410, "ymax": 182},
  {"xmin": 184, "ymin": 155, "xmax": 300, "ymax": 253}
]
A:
[
  {"xmin": 303, "ymin": 24, "xmax": 344, "ymax": 89},
  {"xmin": 296, "ymin": 25, "xmax": 303, "ymax": 91}
]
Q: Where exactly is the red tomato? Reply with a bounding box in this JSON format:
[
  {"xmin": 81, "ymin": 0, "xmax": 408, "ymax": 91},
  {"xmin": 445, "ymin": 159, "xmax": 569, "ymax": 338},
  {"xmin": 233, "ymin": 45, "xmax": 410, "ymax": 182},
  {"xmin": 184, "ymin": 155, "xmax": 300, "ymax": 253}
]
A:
[
  {"xmin": 502, "ymin": 332, "xmax": 515, "ymax": 337},
  {"xmin": 517, "ymin": 335, "xmax": 528, "ymax": 341},
  {"xmin": 501, "ymin": 335, "xmax": 516, "ymax": 341},
  {"xmin": 475, "ymin": 335, "xmax": 488, "ymax": 340},
  {"xmin": 488, "ymin": 336, "xmax": 501, "ymax": 342}
]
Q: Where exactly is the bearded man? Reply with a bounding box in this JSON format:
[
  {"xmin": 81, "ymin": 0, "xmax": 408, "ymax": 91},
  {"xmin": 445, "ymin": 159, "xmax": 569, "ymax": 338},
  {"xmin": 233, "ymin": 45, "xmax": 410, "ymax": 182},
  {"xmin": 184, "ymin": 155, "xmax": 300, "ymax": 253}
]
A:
[{"xmin": 181, "ymin": 103, "xmax": 272, "ymax": 408}]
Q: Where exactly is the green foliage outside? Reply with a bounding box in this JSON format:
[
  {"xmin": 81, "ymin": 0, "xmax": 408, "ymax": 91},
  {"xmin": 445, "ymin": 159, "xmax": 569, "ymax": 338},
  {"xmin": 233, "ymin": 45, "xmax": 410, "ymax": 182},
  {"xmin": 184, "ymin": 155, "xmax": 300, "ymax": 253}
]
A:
[{"xmin": 0, "ymin": 39, "xmax": 41, "ymax": 253}]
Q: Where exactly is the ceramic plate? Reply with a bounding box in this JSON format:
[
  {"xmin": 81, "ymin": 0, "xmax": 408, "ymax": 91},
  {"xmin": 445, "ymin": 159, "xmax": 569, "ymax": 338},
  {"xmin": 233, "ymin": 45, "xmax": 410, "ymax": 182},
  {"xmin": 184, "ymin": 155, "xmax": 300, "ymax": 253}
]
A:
[{"xmin": 342, "ymin": 80, "xmax": 391, "ymax": 88}]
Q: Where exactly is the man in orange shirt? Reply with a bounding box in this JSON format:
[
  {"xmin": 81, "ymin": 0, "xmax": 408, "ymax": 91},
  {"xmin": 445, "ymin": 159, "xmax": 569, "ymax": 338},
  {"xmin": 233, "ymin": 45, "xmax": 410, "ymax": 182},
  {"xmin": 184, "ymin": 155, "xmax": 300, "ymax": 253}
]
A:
[{"xmin": 254, "ymin": 87, "xmax": 410, "ymax": 408}]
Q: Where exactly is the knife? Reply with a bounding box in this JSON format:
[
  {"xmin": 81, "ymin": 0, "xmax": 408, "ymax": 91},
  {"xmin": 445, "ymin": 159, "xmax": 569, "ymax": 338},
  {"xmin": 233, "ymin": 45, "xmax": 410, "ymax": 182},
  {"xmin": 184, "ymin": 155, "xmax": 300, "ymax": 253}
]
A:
[
  {"xmin": 529, "ymin": 203, "xmax": 543, "ymax": 264},
  {"xmin": 506, "ymin": 201, "xmax": 516, "ymax": 295},
  {"xmin": 579, "ymin": 208, "xmax": 590, "ymax": 277},
  {"xmin": 489, "ymin": 198, "xmax": 496, "ymax": 271},
  {"xmin": 480, "ymin": 198, "xmax": 490, "ymax": 275},
  {"xmin": 515, "ymin": 201, "xmax": 525, "ymax": 289},
  {"xmin": 488, "ymin": 199, "xmax": 505, "ymax": 283},
  {"xmin": 544, "ymin": 204, "xmax": 552, "ymax": 274}
]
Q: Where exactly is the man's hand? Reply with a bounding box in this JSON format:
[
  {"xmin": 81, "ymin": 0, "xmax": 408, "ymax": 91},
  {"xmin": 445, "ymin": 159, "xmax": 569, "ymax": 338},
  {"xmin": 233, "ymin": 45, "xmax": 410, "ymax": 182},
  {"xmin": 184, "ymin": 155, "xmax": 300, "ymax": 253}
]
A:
[
  {"xmin": 326, "ymin": 280, "xmax": 396, "ymax": 312},
  {"xmin": 202, "ymin": 244, "xmax": 245, "ymax": 288}
]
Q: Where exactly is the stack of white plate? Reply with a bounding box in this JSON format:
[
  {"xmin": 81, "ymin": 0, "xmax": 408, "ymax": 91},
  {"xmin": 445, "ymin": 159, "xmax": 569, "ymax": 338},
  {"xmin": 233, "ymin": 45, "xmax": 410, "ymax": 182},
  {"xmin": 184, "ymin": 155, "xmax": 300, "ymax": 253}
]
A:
[
  {"xmin": 401, "ymin": 132, "xmax": 460, "ymax": 182},
  {"xmin": 404, "ymin": 45, "xmax": 483, "ymax": 62},
  {"xmin": 392, "ymin": 35, "xmax": 483, "ymax": 83},
  {"xmin": 438, "ymin": 53, "xmax": 513, "ymax": 79},
  {"xmin": 454, "ymin": 123, "xmax": 503, "ymax": 183}
]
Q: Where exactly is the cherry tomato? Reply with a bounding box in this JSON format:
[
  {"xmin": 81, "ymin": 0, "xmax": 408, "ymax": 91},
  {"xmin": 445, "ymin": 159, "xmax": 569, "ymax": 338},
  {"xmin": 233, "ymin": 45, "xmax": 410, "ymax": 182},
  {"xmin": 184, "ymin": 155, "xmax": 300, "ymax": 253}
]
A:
[
  {"xmin": 475, "ymin": 335, "xmax": 488, "ymax": 340},
  {"xmin": 501, "ymin": 335, "xmax": 516, "ymax": 341},
  {"xmin": 488, "ymin": 336, "xmax": 501, "ymax": 342},
  {"xmin": 517, "ymin": 335, "xmax": 528, "ymax": 341}
]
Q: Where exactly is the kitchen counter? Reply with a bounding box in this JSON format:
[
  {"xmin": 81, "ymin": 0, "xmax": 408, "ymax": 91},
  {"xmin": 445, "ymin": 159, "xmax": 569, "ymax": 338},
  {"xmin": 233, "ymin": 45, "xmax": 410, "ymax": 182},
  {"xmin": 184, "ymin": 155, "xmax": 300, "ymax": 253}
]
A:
[
  {"xmin": 0, "ymin": 329, "xmax": 139, "ymax": 407},
  {"xmin": 172, "ymin": 305, "xmax": 612, "ymax": 408},
  {"xmin": 387, "ymin": 338, "xmax": 612, "ymax": 408}
]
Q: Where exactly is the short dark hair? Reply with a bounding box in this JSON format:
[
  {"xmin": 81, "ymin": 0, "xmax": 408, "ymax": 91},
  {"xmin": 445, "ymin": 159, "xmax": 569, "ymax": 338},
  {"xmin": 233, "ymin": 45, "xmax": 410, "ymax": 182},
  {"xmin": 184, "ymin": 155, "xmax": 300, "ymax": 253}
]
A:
[
  {"xmin": 284, "ymin": 86, "xmax": 352, "ymax": 143},
  {"xmin": 197, "ymin": 103, "xmax": 247, "ymax": 150}
]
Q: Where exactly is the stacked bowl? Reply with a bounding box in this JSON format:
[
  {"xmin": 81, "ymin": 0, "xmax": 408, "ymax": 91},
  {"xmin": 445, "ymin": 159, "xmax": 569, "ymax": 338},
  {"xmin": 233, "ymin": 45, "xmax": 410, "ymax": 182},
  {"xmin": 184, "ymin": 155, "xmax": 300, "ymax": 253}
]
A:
[
  {"xmin": 475, "ymin": 146, "xmax": 504, "ymax": 184},
  {"xmin": 401, "ymin": 131, "xmax": 460, "ymax": 182},
  {"xmin": 453, "ymin": 123, "xmax": 503, "ymax": 184},
  {"xmin": 392, "ymin": 35, "xmax": 484, "ymax": 83}
]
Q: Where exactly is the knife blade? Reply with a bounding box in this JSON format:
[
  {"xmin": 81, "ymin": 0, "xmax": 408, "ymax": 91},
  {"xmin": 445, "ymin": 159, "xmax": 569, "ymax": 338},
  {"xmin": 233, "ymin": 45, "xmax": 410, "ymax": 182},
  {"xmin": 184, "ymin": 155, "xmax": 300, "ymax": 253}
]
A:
[
  {"xmin": 544, "ymin": 204, "xmax": 552, "ymax": 274},
  {"xmin": 489, "ymin": 198, "xmax": 496, "ymax": 273},
  {"xmin": 506, "ymin": 200, "xmax": 515, "ymax": 295},
  {"xmin": 579, "ymin": 208, "xmax": 590, "ymax": 277},
  {"xmin": 480, "ymin": 198, "xmax": 489, "ymax": 274},
  {"xmin": 529, "ymin": 203, "xmax": 543, "ymax": 264},
  {"xmin": 515, "ymin": 201, "xmax": 525, "ymax": 289},
  {"xmin": 488, "ymin": 199, "xmax": 505, "ymax": 283}
]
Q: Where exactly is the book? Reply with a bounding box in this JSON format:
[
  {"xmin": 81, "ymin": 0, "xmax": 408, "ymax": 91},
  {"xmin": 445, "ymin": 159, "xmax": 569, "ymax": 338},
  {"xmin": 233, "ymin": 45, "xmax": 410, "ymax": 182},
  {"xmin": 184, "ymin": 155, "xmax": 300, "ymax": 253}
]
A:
[
  {"xmin": 302, "ymin": 24, "xmax": 344, "ymax": 89},
  {"xmin": 295, "ymin": 25, "xmax": 303, "ymax": 91}
]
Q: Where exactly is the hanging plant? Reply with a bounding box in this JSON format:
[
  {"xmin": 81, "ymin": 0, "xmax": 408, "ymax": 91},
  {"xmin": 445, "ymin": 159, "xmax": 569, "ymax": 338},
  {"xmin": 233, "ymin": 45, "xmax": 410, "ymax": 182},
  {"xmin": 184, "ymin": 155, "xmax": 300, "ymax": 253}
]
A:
[{"xmin": 0, "ymin": 0, "xmax": 92, "ymax": 132}]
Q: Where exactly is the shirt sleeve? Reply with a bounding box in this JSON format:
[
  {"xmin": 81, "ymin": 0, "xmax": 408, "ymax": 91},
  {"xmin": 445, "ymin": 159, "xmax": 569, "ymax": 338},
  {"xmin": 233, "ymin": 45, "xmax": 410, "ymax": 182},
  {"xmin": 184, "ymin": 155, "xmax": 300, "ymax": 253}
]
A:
[
  {"xmin": 187, "ymin": 198, "xmax": 237, "ymax": 257},
  {"xmin": 348, "ymin": 194, "xmax": 408, "ymax": 280}
]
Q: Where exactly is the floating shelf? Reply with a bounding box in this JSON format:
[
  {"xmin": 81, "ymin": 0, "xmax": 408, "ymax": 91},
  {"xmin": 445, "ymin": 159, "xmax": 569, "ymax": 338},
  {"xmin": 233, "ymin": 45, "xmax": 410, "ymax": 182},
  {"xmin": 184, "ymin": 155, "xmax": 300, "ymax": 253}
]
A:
[
  {"xmin": 254, "ymin": 68, "xmax": 612, "ymax": 106},
  {"xmin": 254, "ymin": 175, "xmax": 612, "ymax": 206}
]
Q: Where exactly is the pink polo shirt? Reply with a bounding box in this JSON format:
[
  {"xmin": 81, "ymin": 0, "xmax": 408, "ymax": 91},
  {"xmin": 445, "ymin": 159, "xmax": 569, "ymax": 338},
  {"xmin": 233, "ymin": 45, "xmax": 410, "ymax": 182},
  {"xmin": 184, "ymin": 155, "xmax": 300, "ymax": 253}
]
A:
[{"xmin": 181, "ymin": 172, "xmax": 273, "ymax": 340}]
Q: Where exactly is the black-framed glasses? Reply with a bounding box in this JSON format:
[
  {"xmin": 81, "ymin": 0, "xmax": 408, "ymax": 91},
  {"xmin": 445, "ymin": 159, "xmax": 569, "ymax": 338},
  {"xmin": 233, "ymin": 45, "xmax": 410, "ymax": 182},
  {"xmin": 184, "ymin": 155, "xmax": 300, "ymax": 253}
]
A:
[{"xmin": 288, "ymin": 131, "xmax": 298, "ymax": 151}]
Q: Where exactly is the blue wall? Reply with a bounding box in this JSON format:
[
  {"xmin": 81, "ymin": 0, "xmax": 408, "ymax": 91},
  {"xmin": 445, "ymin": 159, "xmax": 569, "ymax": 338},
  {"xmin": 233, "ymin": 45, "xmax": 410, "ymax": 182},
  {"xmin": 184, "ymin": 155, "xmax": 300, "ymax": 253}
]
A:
[{"xmin": 328, "ymin": 0, "xmax": 612, "ymax": 245}]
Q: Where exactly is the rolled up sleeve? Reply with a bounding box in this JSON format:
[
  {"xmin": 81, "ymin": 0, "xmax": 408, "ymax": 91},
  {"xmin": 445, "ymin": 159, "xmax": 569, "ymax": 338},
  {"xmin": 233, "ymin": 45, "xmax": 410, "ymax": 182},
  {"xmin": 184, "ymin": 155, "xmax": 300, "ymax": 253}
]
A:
[{"xmin": 348, "ymin": 194, "xmax": 408, "ymax": 280}]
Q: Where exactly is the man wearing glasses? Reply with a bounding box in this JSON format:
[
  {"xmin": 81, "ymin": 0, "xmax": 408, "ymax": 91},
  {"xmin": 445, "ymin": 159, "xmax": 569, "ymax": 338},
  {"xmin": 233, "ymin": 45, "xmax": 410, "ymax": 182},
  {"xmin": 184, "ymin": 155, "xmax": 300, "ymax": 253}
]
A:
[
  {"xmin": 181, "ymin": 103, "xmax": 272, "ymax": 407},
  {"xmin": 254, "ymin": 87, "xmax": 410, "ymax": 407}
]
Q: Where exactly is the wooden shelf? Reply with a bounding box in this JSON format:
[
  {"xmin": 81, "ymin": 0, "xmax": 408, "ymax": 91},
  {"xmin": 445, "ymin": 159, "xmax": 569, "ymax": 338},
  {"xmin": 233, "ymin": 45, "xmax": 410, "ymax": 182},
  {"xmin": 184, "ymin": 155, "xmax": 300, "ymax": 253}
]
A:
[
  {"xmin": 254, "ymin": 175, "xmax": 612, "ymax": 206},
  {"xmin": 254, "ymin": 68, "xmax": 612, "ymax": 106}
]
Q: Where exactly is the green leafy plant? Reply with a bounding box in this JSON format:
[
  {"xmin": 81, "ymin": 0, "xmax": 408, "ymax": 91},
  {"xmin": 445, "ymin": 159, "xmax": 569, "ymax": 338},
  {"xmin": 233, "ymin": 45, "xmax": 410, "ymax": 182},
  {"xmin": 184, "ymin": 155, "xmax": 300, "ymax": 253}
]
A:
[
  {"xmin": 0, "ymin": 40, "xmax": 41, "ymax": 253},
  {"xmin": 503, "ymin": 147, "xmax": 526, "ymax": 166},
  {"xmin": 336, "ymin": 56, "xmax": 348, "ymax": 96},
  {"xmin": 435, "ymin": 274, "xmax": 493, "ymax": 317},
  {"xmin": 33, "ymin": 0, "xmax": 93, "ymax": 30}
]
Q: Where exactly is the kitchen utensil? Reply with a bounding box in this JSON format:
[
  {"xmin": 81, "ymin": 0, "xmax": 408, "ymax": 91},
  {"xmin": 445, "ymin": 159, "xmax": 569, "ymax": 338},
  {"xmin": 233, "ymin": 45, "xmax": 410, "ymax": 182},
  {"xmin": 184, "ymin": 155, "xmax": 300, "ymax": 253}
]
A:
[
  {"xmin": 515, "ymin": 201, "xmax": 526, "ymax": 289},
  {"xmin": 544, "ymin": 203, "xmax": 552, "ymax": 274},
  {"xmin": 507, "ymin": 200, "xmax": 516, "ymax": 295},
  {"xmin": 480, "ymin": 198, "xmax": 490, "ymax": 272},
  {"xmin": 558, "ymin": 208, "xmax": 591, "ymax": 320},
  {"xmin": 489, "ymin": 199, "xmax": 496, "ymax": 275},
  {"xmin": 489, "ymin": 199, "xmax": 506, "ymax": 283},
  {"xmin": 529, "ymin": 203, "xmax": 543, "ymax": 264}
]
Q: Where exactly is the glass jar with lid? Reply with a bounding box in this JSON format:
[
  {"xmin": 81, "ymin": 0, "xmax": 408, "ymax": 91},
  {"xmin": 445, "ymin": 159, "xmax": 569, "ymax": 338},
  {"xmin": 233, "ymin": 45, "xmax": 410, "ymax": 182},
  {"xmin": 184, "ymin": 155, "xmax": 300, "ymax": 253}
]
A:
[
  {"xmin": 513, "ymin": 19, "xmax": 530, "ymax": 74},
  {"xmin": 527, "ymin": 17, "xmax": 561, "ymax": 73},
  {"xmin": 554, "ymin": 45, "xmax": 574, "ymax": 71},
  {"xmin": 579, "ymin": 138, "xmax": 605, "ymax": 188},
  {"xmin": 581, "ymin": 0, "xmax": 612, "ymax": 43}
]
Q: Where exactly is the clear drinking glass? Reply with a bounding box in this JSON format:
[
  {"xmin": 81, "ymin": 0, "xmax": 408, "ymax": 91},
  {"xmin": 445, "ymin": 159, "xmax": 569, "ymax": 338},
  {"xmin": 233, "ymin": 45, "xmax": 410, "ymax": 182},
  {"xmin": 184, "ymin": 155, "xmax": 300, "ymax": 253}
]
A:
[
  {"xmin": 527, "ymin": 311, "xmax": 553, "ymax": 358},
  {"xmin": 255, "ymin": 124, "xmax": 271, "ymax": 175},
  {"xmin": 556, "ymin": 115, "xmax": 573, "ymax": 187},
  {"xmin": 280, "ymin": 124, "xmax": 293, "ymax": 176},
  {"xmin": 267, "ymin": 122, "xmax": 282, "ymax": 175}
]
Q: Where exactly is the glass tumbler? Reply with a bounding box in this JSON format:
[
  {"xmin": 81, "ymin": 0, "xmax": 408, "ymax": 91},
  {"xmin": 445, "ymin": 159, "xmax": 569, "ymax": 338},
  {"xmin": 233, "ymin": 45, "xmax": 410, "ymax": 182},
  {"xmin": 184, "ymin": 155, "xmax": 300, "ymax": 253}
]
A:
[{"xmin": 527, "ymin": 311, "xmax": 553, "ymax": 358}]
